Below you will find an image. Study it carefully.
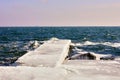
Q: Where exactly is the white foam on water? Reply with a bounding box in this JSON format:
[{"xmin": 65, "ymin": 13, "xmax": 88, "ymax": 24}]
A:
[
  {"xmin": 103, "ymin": 42, "xmax": 120, "ymax": 48},
  {"xmin": 75, "ymin": 41, "xmax": 120, "ymax": 48}
]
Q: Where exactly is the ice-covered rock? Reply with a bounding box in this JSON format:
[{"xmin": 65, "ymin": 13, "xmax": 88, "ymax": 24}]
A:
[{"xmin": 33, "ymin": 40, "xmax": 39, "ymax": 48}]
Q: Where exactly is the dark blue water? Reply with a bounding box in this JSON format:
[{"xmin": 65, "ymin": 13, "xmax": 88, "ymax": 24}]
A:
[
  {"xmin": 0, "ymin": 27, "xmax": 120, "ymax": 65},
  {"xmin": 1, "ymin": 27, "xmax": 120, "ymax": 42}
]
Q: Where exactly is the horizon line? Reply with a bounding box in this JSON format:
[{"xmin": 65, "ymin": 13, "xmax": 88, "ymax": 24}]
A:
[{"xmin": 0, "ymin": 25, "xmax": 120, "ymax": 27}]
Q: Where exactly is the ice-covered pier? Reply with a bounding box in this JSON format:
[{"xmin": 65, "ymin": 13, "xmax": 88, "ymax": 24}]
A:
[
  {"xmin": 14, "ymin": 38, "xmax": 71, "ymax": 67},
  {"xmin": 0, "ymin": 38, "xmax": 120, "ymax": 80}
]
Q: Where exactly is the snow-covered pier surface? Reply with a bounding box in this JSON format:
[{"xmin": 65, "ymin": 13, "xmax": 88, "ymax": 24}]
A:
[
  {"xmin": 14, "ymin": 38, "xmax": 71, "ymax": 67},
  {"xmin": 0, "ymin": 60, "xmax": 120, "ymax": 80}
]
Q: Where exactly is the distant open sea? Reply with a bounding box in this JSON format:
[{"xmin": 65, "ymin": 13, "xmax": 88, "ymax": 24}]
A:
[{"xmin": 0, "ymin": 27, "xmax": 120, "ymax": 65}]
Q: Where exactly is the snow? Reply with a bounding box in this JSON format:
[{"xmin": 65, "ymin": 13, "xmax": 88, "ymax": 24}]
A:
[{"xmin": 0, "ymin": 38, "xmax": 120, "ymax": 80}]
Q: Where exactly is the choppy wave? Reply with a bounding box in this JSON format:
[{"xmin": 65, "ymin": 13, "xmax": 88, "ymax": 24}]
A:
[
  {"xmin": 75, "ymin": 41, "xmax": 120, "ymax": 48},
  {"xmin": 73, "ymin": 41, "xmax": 120, "ymax": 56},
  {"xmin": 0, "ymin": 40, "xmax": 42, "ymax": 66}
]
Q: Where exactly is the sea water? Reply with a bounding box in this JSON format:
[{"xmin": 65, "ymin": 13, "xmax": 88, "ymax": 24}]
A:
[{"xmin": 0, "ymin": 27, "xmax": 120, "ymax": 65}]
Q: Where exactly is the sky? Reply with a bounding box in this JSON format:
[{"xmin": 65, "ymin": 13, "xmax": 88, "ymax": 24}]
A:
[{"xmin": 0, "ymin": 0, "xmax": 120, "ymax": 26}]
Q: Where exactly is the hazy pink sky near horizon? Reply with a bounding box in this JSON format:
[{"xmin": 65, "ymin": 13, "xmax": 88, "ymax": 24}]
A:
[{"xmin": 0, "ymin": 0, "xmax": 120, "ymax": 26}]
